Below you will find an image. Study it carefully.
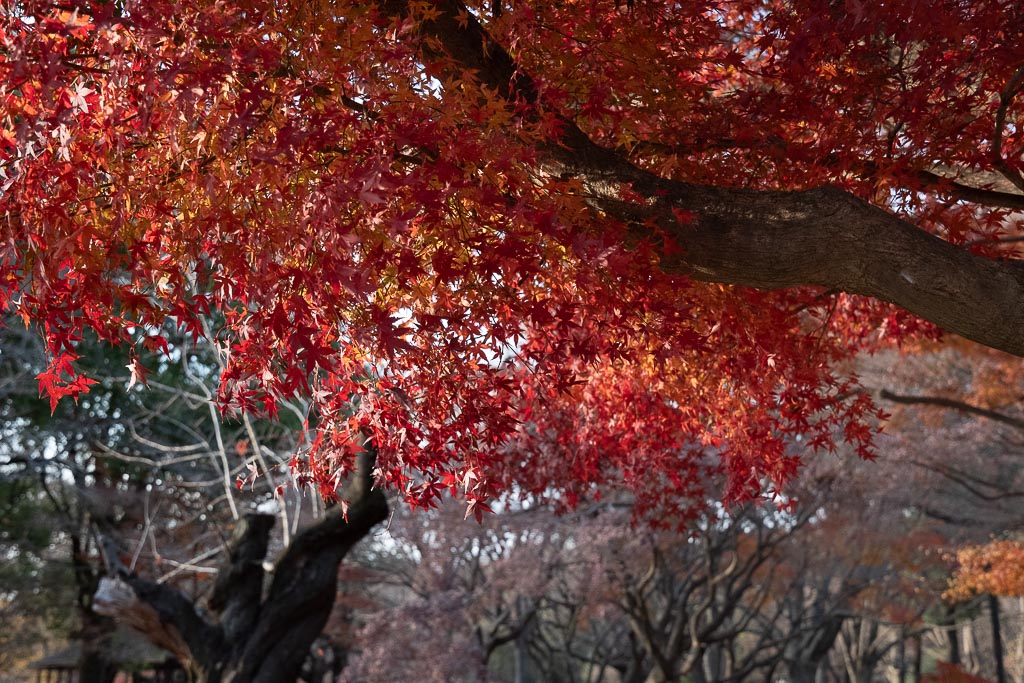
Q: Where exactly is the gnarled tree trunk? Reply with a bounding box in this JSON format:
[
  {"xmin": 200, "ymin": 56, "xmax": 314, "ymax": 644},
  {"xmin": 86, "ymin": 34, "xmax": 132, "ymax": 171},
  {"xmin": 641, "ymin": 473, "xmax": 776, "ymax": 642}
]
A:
[{"xmin": 94, "ymin": 449, "xmax": 388, "ymax": 683}]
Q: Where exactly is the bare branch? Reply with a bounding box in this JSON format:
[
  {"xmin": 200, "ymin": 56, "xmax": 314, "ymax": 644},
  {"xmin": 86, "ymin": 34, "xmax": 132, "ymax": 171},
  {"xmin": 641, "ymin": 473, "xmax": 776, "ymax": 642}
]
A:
[
  {"xmin": 906, "ymin": 458, "xmax": 1024, "ymax": 503},
  {"xmin": 94, "ymin": 534, "xmax": 222, "ymax": 673},
  {"xmin": 878, "ymin": 389, "xmax": 1024, "ymax": 431}
]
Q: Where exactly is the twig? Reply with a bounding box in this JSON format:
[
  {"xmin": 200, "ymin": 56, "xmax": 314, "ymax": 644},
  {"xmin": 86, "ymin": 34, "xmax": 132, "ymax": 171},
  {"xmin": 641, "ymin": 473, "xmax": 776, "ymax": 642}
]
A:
[{"xmin": 156, "ymin": 546, "xmax": 224, "ymax": 583}]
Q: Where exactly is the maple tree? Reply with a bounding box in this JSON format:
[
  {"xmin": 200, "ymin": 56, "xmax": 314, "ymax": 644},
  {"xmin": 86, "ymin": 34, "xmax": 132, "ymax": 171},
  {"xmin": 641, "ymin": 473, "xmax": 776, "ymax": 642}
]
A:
[{"xmin": 3, "ymin": 0, "xmax": 1024, "ymax": 515}]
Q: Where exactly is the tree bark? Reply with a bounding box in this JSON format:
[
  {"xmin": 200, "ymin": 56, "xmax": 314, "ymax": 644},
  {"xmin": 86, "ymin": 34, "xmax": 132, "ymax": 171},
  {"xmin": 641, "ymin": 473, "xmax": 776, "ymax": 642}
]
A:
[
  {"xmin": 945, "ymin": 604, "xmax": 962, "ymax": 666},
  {"xmin": 912, "ymin": 633, "xmax": 922, "ymax": 683},
  {"xmin": 990, "ymin": 594, "xmax": 1007, "ymax": 683},
  {"xmin": 787, "ymin": 615, "xmax": 844, "ymax": 683},
  {"xmin": 71, "ymin": 474, "xmax": 117, "ymax": 683},
  {"xmin": 896, "ymin": 630, "xmax": 906, "ymax": 683},
  {"xmin": 94, "ymin": 448, "xmax": 389, "ymax": 683},
  {"xmin": 378, "ymin": 0, "xmax": 1024, "ymax": 358}
]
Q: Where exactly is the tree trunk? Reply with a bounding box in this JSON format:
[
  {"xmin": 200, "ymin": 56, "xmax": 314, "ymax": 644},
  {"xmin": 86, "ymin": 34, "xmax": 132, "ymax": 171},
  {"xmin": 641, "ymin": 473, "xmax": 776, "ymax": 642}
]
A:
[
  {"xmin": 72, "ymin": 525, "xmax": 117, "ymax": 683},
  {"xmin": 990, "ymin": 594, "xmax": 1007, "ymax": 683},
  {"xmin": 686, "ymin": 664, "xmax": 707, "ymax": 683},
  {"xmin": 946, "ymin": 606, "xmax": 961, "ymax": 665},
  {"xmin": 702, "ymin": 643, "xmax": 724, "ymax": 682},
  {"xmin": 94, "ymin": 448, "xmax": 389, "ymax": 683},
  {"xmin": 896, "ymin": 630, "xmax": 906, "ymax": 683},
  {"xmin": 300, "ymin": 637, "xmax": 346, "ymax": 683},
  {"xmin": 787, "ymin": 614, "xmax": 844, "ymax": 683},
  {"xmin": 912, "ymin": 634, "xmax": 922, "ymax": 683}
]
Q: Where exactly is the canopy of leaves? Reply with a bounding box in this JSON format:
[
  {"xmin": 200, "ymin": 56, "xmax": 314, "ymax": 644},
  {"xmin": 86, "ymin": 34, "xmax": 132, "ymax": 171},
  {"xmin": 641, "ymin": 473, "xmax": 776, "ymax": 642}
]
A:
[{"xmin": 2, "ymin": 0, "xmax": 1022, "ymax": 515}]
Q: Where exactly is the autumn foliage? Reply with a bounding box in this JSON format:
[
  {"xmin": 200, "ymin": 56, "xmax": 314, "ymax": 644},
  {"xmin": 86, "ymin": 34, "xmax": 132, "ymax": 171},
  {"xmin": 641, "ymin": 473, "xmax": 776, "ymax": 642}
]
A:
[
  {"xmin": 945, "ymin": 539, "xmax": 1024, "ymax": 602},
  {"xmin": 2, "ymin": 0, "xmax": 1023, "ymax": 514}
]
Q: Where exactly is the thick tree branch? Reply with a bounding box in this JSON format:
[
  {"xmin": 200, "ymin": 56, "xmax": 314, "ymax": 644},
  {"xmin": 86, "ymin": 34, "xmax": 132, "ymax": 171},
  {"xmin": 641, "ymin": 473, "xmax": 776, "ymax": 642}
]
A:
[
  {"xmin": 205, "ymin": 513, "xmax": 275, "ymax": 650},
  {"xmin": 380, "ymin": 0, "xmax": 1024, "ymax": 358},
  {"xmin": 906, "ymin": 457, "xmax": 1024, "ymax": 503},
  {"xmin": 919, "ymin": 506, "xmax": 988, "ymax": 527},
  {"xmin": 93, "ymin": 572, "xmax": 222, "ymax": 674},
  {"xmin": 94, "ymin": 533, "xmax": 224, "ymax": 672},
  {"xmin": 232, "ymin": 446, "xmax": 388, "ymax": 683}
]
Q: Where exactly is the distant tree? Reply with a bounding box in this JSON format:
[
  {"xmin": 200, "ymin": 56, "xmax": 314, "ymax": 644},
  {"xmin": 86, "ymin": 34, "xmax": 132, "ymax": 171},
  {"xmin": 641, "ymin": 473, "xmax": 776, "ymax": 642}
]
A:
[
  {"xmin": 0, "ymin": 472, "xmax": 76, "ymax": 674},
  {"xmin": 345, "ymin": 468, "xmax": 929, "ymax": 683}
]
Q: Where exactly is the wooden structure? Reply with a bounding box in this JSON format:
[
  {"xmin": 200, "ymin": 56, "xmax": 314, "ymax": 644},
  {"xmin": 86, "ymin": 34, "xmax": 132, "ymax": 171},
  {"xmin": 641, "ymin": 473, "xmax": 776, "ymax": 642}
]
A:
[{"xmin": 27, "ymin": 627, "xmax": 182, "ymax": 682}]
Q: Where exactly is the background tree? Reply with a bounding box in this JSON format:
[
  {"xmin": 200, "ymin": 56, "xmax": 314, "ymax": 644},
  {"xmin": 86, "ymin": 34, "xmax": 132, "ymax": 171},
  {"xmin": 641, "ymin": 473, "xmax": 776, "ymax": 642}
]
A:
[
  {"xmin": 866, "ymin": 343, "xmax": 1024, "ymax": 681},
  {"xmin": 341, "ymin": 452, "xmax": 957, "ymax": 683},
  {"xmin": 0, "ymin": 471, "xmax": 76, "ymax": 675}
]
